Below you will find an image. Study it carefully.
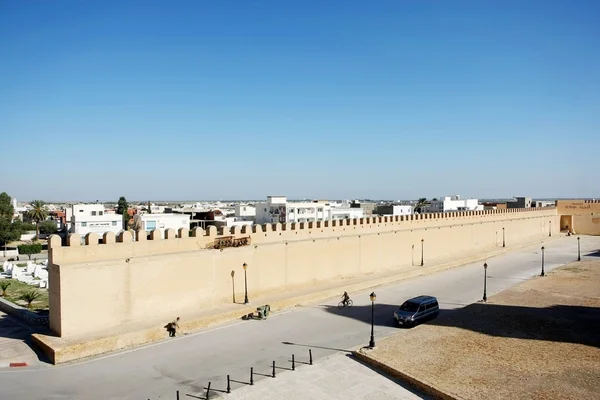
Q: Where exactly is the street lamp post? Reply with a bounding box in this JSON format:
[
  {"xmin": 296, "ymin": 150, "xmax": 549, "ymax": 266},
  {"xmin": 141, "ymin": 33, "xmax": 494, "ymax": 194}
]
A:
[
  {"xmin": 420, "ymin": 239, "xmax": 424, "ymax": 266},
  {"xmin": 502, "ymin": 227, "xmax": 505, "ymax": 248},
  {"xmin": 577, "ymin": 237, "xmax": 581, "ymax": 261},
  {"xmin": 231, "ymin": 270, "xmax": 236, "ymax": 303},
  {"xmin": 483, "ymin": 263, "xmax": 488, "ymax": 302},
  {"xmin": 369, "ymin": 292, "xmax": 376, "ymax": 348},
  {"xmin": 541, "ymin": 246, "xmax": 545, "ymax": 277},
  {"xmin": 243, "ymin": 262, "xmax": 249, "ymax": 304}
]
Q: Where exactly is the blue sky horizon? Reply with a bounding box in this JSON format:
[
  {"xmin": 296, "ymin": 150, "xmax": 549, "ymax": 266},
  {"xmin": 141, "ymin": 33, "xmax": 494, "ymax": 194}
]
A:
[{"xmin": 1, "ymin": 0, "xmax": 599, "ymax": 202}]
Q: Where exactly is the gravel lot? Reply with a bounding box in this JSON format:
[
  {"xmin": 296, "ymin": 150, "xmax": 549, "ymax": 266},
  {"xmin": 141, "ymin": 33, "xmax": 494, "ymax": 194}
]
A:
[{"xmin": 365, "ymin": 259, "xmax": 600, "ymax": 400}]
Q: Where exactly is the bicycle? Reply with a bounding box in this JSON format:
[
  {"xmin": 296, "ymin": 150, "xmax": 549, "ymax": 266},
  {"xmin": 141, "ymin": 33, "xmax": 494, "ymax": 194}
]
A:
[{"xmin": 338, "ymin": 299, "xmax": 353, "ymax": 309}]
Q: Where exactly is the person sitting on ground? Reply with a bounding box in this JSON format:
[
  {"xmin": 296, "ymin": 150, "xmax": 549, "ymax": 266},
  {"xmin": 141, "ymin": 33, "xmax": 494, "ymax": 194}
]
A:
[{"xmin": 341, "ymin": 291, "xmax": 350, "ymax": 306}]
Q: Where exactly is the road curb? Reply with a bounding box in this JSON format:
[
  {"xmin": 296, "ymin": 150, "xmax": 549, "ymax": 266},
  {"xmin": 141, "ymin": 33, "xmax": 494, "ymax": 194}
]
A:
[
  {"xmin": 0, "ymin": 362, "xmax": 28, "ymax": 368},
  {"xmin": 353, "ymin": 349, "xmax": 463, "ymax": 400}
]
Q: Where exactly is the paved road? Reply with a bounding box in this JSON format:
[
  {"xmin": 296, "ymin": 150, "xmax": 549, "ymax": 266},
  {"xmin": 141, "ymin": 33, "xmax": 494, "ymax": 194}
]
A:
[{"xmin": 0, "ymin": 235, "xmax": 596, "ymax": 400}]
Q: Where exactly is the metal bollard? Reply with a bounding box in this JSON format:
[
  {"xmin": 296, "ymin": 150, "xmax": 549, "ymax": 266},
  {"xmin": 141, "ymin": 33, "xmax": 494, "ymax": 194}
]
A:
[
  {"xmin": 272, "ymin": 360, "xmax": 276, "ymax": 378},
  {"xmin": 292, "ymin": 354, "xmax": 295, "ymax": 371},
  {"xmin": 206, "ymin": 381, "xmax": 211, "ymax": 398},
  {"xmin": 227, "ymin": 374, "xmax": 231, "ymax": 394},
  {"xmin": 250, "ymin": 367, "xmax": 254, "ymax": 385},
  {"xmin": 309, "ymin": 349, "xmax": 313, "ymax": 365},
  {"xmin": 176, "ymin": 390, "xmax": 180, "ymax": 400}
]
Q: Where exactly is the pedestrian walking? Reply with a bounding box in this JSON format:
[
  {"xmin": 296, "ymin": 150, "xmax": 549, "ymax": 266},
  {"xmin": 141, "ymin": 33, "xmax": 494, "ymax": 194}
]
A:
[{"xmin": 166, "ymin": 317, "xmax": 181, "ymax": 337}]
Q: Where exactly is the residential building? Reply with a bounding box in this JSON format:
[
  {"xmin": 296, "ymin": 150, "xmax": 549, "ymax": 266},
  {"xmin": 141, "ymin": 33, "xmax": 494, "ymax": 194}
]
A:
[
  {"xmin": 424, "ymin": 195, "xmax": 483, "ymax": 213},
  {"xmin": 374, "ymin": 204, "xmax": 414, "ymax": 216},
  {"xmin": 67, "ymin": 204, "xmax": 123, "ymax": 236},
  {"xmin": 349, "ymin": 201, "xmax": 376, "ymax": 215},
  {"xmin": 234, "ymin": 205, "xmax": 256, "ymax": 222},
  {"xmin": 254, "ymin": 196, "xmax": 364, "ymax": 224},
  {"xmin": 134, "ymin": 213, "xmax": 191, "ymax": 238},
  {"xmin": 507, "ymin": 197, "xmax": 532, "ymax": 209},
  {"xmin": 328, "ymin": 207, "xmax": 364, "ymax": 220},
  {"xmin": 255, "ymin": 196, "xmax": 289, "ymax": 224},
  {"xmin": 481, "ymin": 202, "xmax": 507, "ymax": 210}
]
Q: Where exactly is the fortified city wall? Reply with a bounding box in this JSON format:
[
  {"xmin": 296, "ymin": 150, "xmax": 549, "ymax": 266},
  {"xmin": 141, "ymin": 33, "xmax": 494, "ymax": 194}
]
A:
[
  {"xmin": 47, "ymin": 207, "xmax": 559, "ymax": 338},
  {"xmin": 556, "ymin": 200, "xmax": 600, "ymax": 235}
]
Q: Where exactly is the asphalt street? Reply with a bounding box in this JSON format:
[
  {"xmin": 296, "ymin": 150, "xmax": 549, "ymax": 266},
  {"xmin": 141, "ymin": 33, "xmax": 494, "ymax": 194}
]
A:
[{"xmin": 0, "ymin": 235, "xmax": 596, "ymax": 400}]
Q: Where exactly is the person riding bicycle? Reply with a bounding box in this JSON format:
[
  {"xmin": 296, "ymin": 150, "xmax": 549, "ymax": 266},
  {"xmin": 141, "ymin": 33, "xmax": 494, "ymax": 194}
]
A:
[{"xmin": 341, "ymin": 291, "xmax": 350, "ymax": 306}]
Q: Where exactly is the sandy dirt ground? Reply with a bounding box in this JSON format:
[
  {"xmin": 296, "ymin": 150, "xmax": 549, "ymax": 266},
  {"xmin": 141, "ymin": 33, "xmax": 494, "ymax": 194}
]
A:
[{"xmin": 366, "ymin": 259, "xmax": 600, "ymax": 400}]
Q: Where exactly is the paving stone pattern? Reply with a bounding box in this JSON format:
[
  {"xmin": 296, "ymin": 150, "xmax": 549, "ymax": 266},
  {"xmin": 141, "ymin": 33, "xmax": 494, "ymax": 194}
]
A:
[{"xmin": 222, "ymin": 353, "xmax": 427, "ymax": 400}]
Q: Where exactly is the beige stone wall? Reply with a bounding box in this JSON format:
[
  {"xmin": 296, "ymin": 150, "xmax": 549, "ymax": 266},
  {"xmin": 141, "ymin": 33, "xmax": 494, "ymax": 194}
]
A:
[
  {"xmin": 48, "ymin": 208, "xmax": 559, "ymax": 338},
  {"xmin": 572, "ymin": 215, "xmax": 600, "ymax": 235},
  {"xmin": 556, "ymin": 199, "xmax": 600, "ymax": 215},
  {"xmin": 555, "ymin": 200, "xmax": 600, "ymax": 235}
]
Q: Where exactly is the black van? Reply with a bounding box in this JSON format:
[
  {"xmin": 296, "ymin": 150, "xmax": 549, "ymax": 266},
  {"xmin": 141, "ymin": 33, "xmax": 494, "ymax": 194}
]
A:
[{"xmin": 393, "ymin": 295, "xmax": 439, "ymax": 327}]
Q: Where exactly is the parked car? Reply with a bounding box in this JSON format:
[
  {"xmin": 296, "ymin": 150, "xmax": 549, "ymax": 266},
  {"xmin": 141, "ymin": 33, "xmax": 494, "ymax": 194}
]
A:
[{"xmin": 393, "ymin": 295, "xmax": 439, "ymax": 327}]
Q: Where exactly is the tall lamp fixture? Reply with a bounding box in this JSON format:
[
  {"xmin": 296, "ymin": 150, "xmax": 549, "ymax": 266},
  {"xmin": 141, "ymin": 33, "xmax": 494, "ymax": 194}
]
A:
[
  {"xmin": 243, "ymin": 262, "xmax": 249, "ymax": 304},
  {"xmin": 369, "ymin": 292, "xmax": 376, "ymax": 348},
  {"xmin": 483, "ymin": 262, "xmax": 488, "ymax": 302},
  {"xmin": 541, "ymin": 246, "xmax": 545, "ymax": 277}
]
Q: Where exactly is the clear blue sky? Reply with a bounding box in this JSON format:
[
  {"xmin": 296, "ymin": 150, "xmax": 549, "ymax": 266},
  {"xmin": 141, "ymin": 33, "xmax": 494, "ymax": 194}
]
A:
[{"xmin": 1, "ymin": 0, "xmax": 598, "ymax": 201}]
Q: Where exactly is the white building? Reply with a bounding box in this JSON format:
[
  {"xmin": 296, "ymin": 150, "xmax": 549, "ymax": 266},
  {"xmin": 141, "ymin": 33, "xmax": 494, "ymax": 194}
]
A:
[
  {"xmin": 254, "ymin": 196, "xmax": 364, "ymax": 224},
  {"xmin": 375, "ymin": 205, "xmax": 414, "ymax": 216},
  {"xmin": 135, "ymin": 213, "xmax": 191, "ymax": 238},
  {"xmin": 67, "ymin": 204, "xmax": 123, "ymax": 236},
  {"xmin": 234, "ymin": 204, "xmax": 256, "ymax": 222},
  {"xmin": 224, "ymin": 217, "xmax": 254, "ymax": 229},
  {"xmin": 425, "ymin": 195, "xmax": 483, "ymax": 213},
  {"xmin": 328, "ymin": 207, "xmax": 364, "ymax": 220}
]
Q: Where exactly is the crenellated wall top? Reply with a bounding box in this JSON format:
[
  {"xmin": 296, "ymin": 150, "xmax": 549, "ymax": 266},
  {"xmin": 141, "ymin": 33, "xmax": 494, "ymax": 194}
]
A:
[{"xmin": 47, "ymin": 207, "xmax": 558, "ymax": 265}]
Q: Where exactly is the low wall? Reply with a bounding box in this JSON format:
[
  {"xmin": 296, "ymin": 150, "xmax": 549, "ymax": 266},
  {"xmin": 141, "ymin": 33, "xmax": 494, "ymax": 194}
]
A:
[
  {"xmin": 48, "ymin": 208, "xmax": 559, "ymax": 338},
  {"xmin": 1, "ymin": 250, "xmax": 19, "ymax": 258},
  {"xmin": 0, "ymin": 296, "xmax": 49, "ymax": 326}
]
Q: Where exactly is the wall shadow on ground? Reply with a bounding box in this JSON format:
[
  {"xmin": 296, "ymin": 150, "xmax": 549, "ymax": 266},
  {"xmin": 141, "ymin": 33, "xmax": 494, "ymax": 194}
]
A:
[
  {"xmin": 0, "ymin": 313, "xmax": 51, "ymax": 363},
  {"xmin": 323, "ymin": 302, "xmax": 600, "ymax": 348}
]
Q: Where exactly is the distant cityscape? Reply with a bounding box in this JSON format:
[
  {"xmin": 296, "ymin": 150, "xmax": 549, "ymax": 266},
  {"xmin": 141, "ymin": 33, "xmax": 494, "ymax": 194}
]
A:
[{"xmin": 3, "ymin": 193, "xmax": 590, "ymax": 253}]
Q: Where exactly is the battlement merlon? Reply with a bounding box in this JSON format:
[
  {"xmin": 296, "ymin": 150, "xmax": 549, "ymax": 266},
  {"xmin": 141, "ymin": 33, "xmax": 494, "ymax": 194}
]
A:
[{"xmin": 47, "ymin": 207, "xmax": 558, "ymax": 265}]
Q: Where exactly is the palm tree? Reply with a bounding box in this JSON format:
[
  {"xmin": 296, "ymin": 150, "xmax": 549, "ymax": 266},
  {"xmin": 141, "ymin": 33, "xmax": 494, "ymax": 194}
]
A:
[
  {"xmin": 20, "ymin": 289, "xmax": 41, "ymax": 309},
  {"xmin": 28, "ymin": 200, "xmax": 48, "ymax": 240},
  {"xmin": 0, "ymin": 280, "xmax": 11, "ymax": 297},
  {"xmin": 415, "ymin": 198, "xmax": 428, "ymax": 214}
]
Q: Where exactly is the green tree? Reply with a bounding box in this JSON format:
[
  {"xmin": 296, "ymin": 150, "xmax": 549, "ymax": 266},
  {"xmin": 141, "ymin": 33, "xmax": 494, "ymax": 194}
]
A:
[
  {"xmin": 116, "ymin": 196, "xmax": 130, "ymax": 229},
  {"xmin": 18, "ymin": 243, "xmax": 42, "ymax": 260},
  {"xmin": 27, "ymin": 200, "xmax": 48, "ymax": 240},
  {"xmin": 0, "ymin": 192, "xmax": 14, "ymax": 219},
  {"xmin": 0, "ymin": 218, "xmax": 21, "ymax": 257},
  {"xmin": 12, "ymin": 220, "xmax": 36, "ymax": 233},
  {"xmin": 39, "ymin": 220, "xmax": 58, "ymax": 235},
  {"xmin": 415, "ymin": 198, "xmax": 428, "ymax": 214},
  {"xmin": 0, "ymin": 280, "xmax": 11, "ymax": 297},
  {"xmin": 20, "ymin": 289, "xmax": 41, "ymax": 309}
]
